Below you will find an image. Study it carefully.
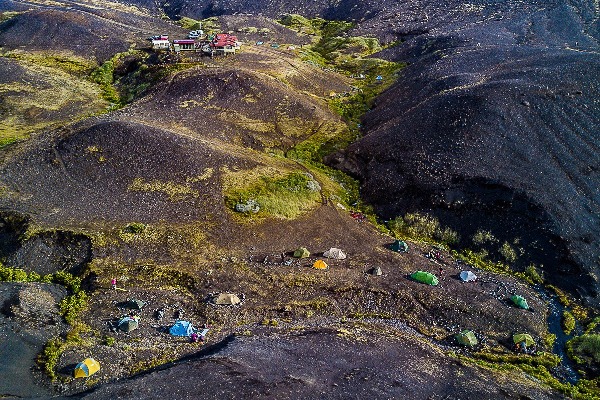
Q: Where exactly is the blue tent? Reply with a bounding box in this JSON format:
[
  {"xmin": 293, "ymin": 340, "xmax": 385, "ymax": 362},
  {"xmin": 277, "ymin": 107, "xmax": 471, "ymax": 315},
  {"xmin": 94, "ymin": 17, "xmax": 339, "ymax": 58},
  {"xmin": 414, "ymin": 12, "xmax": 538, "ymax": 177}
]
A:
[{"xmin": 169, "ymin": 320, "xmax": 195, "ymax": 336}]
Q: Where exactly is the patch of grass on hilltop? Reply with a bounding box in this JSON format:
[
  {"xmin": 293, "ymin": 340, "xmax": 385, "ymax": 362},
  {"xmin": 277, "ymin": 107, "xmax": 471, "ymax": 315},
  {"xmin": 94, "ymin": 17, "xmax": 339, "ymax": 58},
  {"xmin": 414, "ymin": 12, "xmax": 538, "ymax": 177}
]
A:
[{"xmin": 224, "ymin": 170, "xmax": 322, "ymax": 220}]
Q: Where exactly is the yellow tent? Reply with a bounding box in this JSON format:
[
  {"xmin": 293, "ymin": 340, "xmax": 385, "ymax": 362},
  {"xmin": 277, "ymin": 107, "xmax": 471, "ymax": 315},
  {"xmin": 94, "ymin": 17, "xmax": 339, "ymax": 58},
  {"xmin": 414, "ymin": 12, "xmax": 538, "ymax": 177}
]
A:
[
  {"xmin": 313, "ymin": 260, "xmax": 329, "ymax": 270},
  {"xmin": 74, "ymin": 358, "xmax": 100, "ymax": 378}
]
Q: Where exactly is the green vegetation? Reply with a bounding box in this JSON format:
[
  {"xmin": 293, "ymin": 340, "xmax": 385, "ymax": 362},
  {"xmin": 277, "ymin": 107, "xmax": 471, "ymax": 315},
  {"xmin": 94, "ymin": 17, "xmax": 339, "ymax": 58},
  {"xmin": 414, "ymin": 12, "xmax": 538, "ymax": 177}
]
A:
[
  {"xmin": 225, "ymin": 171, "xmax": 321, "ymax": 220},
  {"xmin": 0, "ymin": 261, "xmax": 89, "ymax": 379},
  {"xmin": 499, "ymin": 241, "xmax": 518, "ymax": 263},
  {"xmin": 91, "ymin": 59, "xmax": 120, "ymax": 105},
  {"xmin": 177, "ymin": 16, "xmax": 202, "ymax": 30},
  {"xmin": 128, "ymin": 177, "xmax": 199, "ymax": 201},
  {"xmin": 461, "ymin": 353, "xmax": 600, "ymax": 399},
  {"xmin": 568, "ymin": 334, "xmax": 600, "ymax": 366},
  {"xmin": 563, "ymin": 310, "xmax": 576, "ymax": 335},
  {"xmin": 525, "ymin": 264, "xmax": 544, "ymax": 284},
  {"xmin": 388, "ymin": 212, "xmax": 459, "ymax": 245},
  {"xmin": 0, "ymin": 50, "xmax": 105, "ymax": 147}
]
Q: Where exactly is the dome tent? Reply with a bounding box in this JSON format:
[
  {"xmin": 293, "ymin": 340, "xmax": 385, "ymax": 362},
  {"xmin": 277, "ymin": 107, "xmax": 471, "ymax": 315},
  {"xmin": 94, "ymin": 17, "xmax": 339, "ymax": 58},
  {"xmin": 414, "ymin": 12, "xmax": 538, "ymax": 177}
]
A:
[
  {"xmin": 293, "ymin": 247, "xmax": 310, "ymax": 258},
  {"xmin": 170, "ymin": 320, "xmax": 195, "ymax": 336},
  {"xmin": 410, "ymin": 271, "xmax": 438, "ymax": 286},
  {"xmin": 459, "ymin": 271, "xmax": 477, "ymax": 282},
  {"xmin": 313, "ymin": 260, "xmax": 329, "ymax": 270},
  {"xmin": 118, "ymin": 316, "xmax": 139, "ymax": 332},
  {"xmin": 74, "ymin": 358, "xmax": 100, "ymax": 378},
  {"xmin": 511, "ymin": 295, "xmax": 529, "ymax": 310},
  {"xmin": 213, "ymin": 293, "xmax": 241, "ymax": 305},
  {"xmin": 455, "ymin": 330, "xmax": 478, "ymax": 346},
  {"xmin": 323, "ymin": 248, "xmax": 346, "ymax": 260},
  {"xmin": 390, "ymin": 240, "xmax": 409, "ymax": 253}
]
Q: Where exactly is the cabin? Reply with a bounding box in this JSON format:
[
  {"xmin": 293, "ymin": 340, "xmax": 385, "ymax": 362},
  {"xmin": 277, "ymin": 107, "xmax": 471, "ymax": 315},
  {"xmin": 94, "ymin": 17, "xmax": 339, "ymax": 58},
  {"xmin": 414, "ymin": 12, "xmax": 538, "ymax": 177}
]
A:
[
  {"xmin": 205, "ymin": 33, "xmax": 241, "ymax": 55},
  {"xmin": 173, "ymin": 39, "xmax": 196, "ymax": 52},
  {"xmin": 152, "ymin": 39, "xmax": 170, "ymax": 50}
]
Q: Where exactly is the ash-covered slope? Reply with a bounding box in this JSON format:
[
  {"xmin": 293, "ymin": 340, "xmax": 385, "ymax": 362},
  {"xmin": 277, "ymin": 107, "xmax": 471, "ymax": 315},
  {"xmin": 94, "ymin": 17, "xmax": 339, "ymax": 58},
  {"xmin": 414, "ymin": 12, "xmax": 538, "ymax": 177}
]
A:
[
  {"xmin": 78, "ymin": 331, "xmax": 561, "ymax": 400},
  {"xmin": 328, "ymin": 0, "xmax": 600, "ymax": 302}
]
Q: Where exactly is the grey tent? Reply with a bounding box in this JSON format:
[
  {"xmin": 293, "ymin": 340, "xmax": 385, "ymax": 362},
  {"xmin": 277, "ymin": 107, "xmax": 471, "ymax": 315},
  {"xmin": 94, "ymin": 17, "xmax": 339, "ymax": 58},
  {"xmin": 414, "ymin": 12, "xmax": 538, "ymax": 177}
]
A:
[
  {"xmin": 118, "ymin": 316, "xmax": 139, "ymax": 332},
  {"xmin": 293, "ymin": 247, "xmax": 310, "ymax": 258},
  {"xmin": 124, "ymin": 299, "xmax": 146, "ymax": 310},
  {"xmin": 459, "ymin": 271, "xmax": 478, "ymax": 282},
  {"xmin": 213, "ymin": 293, "xmax": 241, "ymax": 305},
  {"xmin": 323, "ymin": 248, "xmax": 346, "ymax": 260}
]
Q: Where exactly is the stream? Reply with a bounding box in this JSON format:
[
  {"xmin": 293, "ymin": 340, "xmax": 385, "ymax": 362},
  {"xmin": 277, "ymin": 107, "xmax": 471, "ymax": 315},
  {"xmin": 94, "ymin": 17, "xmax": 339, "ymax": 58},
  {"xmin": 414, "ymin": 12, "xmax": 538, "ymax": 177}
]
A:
[{"xmin": 535, "ymin": 285, "xmax": 581, "ymax": 384}]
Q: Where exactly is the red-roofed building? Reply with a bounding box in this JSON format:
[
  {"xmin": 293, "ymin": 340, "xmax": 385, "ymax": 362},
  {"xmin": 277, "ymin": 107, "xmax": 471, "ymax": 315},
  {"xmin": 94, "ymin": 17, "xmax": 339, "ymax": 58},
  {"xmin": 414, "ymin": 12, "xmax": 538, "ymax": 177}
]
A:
[{"xmin": 206, "ymin": 33, "xmax": 241, "ymax": 55}]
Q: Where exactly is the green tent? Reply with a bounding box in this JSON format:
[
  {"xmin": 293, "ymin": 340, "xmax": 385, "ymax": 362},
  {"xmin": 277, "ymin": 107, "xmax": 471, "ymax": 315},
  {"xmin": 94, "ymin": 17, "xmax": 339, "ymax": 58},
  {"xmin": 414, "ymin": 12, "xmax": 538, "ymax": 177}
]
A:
[
  {"xmin": 513, "ymin": 333, "xmax": 535, "ymax": 347},
  {"xmin": 293, "ymin": 247, "xmax": 310, "ymax": 258},
  {"xmin": 510, "ymin": 295, "xmax": 529, "ymax": 310},
  {"xmin": 390, "ymin": 240, "xmax": 409, "ymax": 253},
  {"xmin": 455, "ymin": 330, "xmax": 478, "ymax": 346},
  {"xmin": 410, "ymin": 271, "xmax": 439, "ymax": 286}
]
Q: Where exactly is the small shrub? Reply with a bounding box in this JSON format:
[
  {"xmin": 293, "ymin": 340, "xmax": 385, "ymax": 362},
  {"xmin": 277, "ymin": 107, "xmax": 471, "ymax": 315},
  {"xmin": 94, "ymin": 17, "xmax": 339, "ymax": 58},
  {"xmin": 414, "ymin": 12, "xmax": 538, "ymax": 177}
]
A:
[
  {"xmin": 104, "ymin": 336, "xmax": 116, "ymax": 346},
  {"xmin": 568, "ymin": 334, "xmax": 600, "ymax": 365},
  {"xmin": 60, "ymin": 291, "xmax": 88, "ymax": 325},
  {"xmin": 525, "ymin": 264, "xmax": 544, "ymax": 283},
  {"xmin": 388, "ymin": 212, "xmax": 458, "ymax": 245},
  {"xmin": 544, "ymin": 333, "xmax": 557, "ymax": 350},
  {"xmin": 123, "ymin": 222, "xmax": 146, "ymax": 234},
  {"xmin": 499, "ymin": 241, "xmax": 518, "ymax": 263},
  {"xmin": 38, "ymin": 337, "xmax": 64, "ymax": 380},
  {"xmin": 563, "ymin": 311, "xmax": 576, "ymax": 335},
  {"xmin": 472, "ymin": 229, "xmax": 497, "ymax": 245}
]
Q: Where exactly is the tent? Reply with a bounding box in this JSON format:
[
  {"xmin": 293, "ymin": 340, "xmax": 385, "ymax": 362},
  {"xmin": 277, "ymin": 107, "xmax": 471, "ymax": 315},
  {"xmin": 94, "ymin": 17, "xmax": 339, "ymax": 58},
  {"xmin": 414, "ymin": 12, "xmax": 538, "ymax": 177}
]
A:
[
  {"xmin": 455, "ymin": 330, "xmax": 478, "ymax": 346},
  {"xmin": 74, "ymin": 358, "xmax": 100, "ymax": 378},
  {"xmin": 513, "ymin": 333, "xmax": 535, "ymax": 347},
  {"xmin": 170, "ymin": 320, "xmax": 195, "ymax": 336},
  {"xmin": 323, "ymin": 248, "xmax": 346, "ymax": 260},
  {"xmin": 124, "ymin": 299, "xmax": 146, "ymax": 310},
  {"xmin": 313, "ymin": 260, "xmax": 329, "ymax": 270},
  {"xmin": 293, "ymin": 247, "xmax": 310, "ymax": 258},
  {"xmin": 459, "ymin": 271, "xmax": 478, "ymax": 282},
  {"xmin": 390, "ymin": 240, "xmax": 409, "ymax": 253},
  {"xmin": 511, "ymin": 295, "xmax": 529, "ymax": 309},
  {"xmin": 213, "ymin": 293, "xmax": 241, "ymax": 305},
  {"xmin": 118, "ymin": 316, "xmax": 139, "ymax": 332},
  {"xmin": 410, "ymin": 271, "xmax": 439, "ymax": 286}
]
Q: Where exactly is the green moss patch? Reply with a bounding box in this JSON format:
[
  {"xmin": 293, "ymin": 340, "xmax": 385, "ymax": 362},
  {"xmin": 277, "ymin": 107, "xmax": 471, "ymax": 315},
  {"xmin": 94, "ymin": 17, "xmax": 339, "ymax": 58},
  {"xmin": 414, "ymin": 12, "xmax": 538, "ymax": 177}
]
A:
[{"xmin": 224, "ymin": 170, "xmax": 321, "ymax": 220}]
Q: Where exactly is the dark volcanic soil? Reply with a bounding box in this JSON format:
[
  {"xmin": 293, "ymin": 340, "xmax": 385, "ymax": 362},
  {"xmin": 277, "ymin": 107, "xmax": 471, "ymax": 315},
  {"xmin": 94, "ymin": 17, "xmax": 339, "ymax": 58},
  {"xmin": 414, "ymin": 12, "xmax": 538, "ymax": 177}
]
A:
[
  {"xmin": 77, "ymin": 331, "xmax": 561, "ymax": 400},
  {"xmin": 323, "ymin": 0, "xmax": 600, "ymax": 304}
]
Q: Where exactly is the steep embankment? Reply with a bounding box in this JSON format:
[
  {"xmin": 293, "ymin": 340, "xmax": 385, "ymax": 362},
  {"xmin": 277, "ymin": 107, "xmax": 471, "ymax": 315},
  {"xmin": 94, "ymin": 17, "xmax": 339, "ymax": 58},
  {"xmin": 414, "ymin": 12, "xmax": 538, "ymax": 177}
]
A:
[{"xmin": 324, "ymin": 0, "xmax": 600, "ymax": 304}]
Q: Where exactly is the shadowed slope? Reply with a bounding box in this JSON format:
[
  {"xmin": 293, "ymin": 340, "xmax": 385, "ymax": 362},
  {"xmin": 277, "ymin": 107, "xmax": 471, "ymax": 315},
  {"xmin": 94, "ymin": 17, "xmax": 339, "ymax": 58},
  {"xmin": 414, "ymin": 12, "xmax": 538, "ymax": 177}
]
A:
[{"xmin": 327, "ymin": 0, "xmax": 600, "ymax": 304}]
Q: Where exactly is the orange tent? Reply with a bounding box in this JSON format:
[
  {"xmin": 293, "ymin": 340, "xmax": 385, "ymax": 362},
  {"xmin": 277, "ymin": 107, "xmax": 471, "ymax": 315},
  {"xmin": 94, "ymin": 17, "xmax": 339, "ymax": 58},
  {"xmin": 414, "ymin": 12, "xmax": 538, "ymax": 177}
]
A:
[{"xmin": 313, "ymin": 260, "xmax": 329, "ymax": 270}]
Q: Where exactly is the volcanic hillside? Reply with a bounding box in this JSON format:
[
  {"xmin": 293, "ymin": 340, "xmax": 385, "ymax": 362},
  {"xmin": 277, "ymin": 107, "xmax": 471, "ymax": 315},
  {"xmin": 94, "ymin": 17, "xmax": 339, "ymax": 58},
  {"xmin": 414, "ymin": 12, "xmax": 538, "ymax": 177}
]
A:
[
  {"xmin": 0, "ymin": 0, "xmax": 599, "ymax": 399},
  {"xmin": 327, "ymin": 0, "xmax": 600, "ymax": 305}
]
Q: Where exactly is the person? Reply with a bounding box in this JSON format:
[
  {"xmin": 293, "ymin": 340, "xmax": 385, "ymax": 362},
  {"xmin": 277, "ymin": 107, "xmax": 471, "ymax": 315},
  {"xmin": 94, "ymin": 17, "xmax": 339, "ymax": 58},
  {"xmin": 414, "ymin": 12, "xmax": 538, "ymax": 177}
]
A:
[
  {"xmin": 190, "ymin": 332, "xmax": 199, "ymax": 343},
  {"xmin": 111, "ymin": 278, "xmax": 117, "ymax": 290}
]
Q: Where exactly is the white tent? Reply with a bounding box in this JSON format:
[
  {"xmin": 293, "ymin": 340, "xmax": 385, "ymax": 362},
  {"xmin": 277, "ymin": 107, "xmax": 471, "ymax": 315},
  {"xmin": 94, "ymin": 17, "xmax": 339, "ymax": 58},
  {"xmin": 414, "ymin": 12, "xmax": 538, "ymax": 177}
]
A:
[
  {"xmin": 459, "ymin": 270, "xmax": 478, "ymax": 282},
  {"xmin": 323, "ymin": 248, "xmax": 347, "ymax": 260},
  {"xmin": 213, "ymin": 293, "xmax": 241, "ymax": 305}
]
